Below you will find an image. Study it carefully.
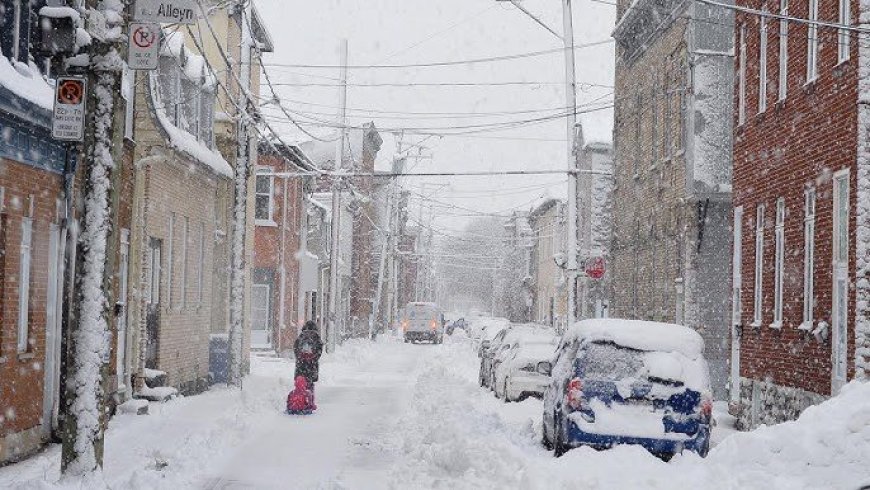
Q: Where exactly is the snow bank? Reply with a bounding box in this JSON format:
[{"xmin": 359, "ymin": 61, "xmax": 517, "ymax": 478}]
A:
[
  {"xmin": 567, "ymin": 318, "xmax": 705, "ymax": 357},
  {"xmin": 0, "ymin": 56, "xmax": 54, "ymax": 111}
]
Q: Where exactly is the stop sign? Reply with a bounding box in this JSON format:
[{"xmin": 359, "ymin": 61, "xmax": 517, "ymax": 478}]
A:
[{"xmin": 585, "ymin": 257, "xmax": 606, "ymax": 280}]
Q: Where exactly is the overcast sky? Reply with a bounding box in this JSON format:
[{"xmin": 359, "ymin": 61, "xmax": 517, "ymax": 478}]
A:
[{"xmin": 255, "ymin": 0, "xmax": 615, "ymax": 232}]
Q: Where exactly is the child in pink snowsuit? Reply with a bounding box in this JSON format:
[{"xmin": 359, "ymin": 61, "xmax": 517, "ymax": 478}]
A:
[{"xmin": 286, "ymin": 375, "xmax": 316, "ymax": 414}]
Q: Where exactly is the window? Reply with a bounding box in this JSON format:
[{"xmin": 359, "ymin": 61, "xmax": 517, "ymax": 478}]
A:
[
  {"xmin": 807, "ymin": 0, "xmax": 819, "ymax": 81},
  {"xmin": 753, "ymin": 203, "xmax": 765, "ymax": 326},
  {"xmin": 778, "ymin": 0, "xmax": 789, "ymax": 100},
  {"xmin": 17, "ymin": 216, "xmax": 32, "ymax": 352},
  {"xmin": 197, "ymin": 222, "xmax": 205, "ymax": 305},
  {"xmin": 739, "ymin": 24, "xmax": 746, "ymax": 124},
  {"xmin": 180, "ymin": 216, "xmax": 188, "ymax": 309},
  {"xmin": 802, "ymin": 188, "xmax": 816, "ymax": 329},
  {"xmin": 732, "ymin": 206, "xmax": 743, "ymax": 326},
  {"xmin": 255, "ymin": 172, "xmax": 274, "ymax": 223},
  {"xmin": 839, "ymin": 0, "xmax": 851, "ymax": 62},
  {"xmin": 772, "ymin": 198, "xmax": 785, "ymax": 328},
  {"xmin": 759, "ymin": 10, "xmax": 768, "ymax": 113},
  {"xmin": 167, "ymin": 213, "xmax": 175, "ymax": 308},
  {"xmin": 834, "ymin": 172, "xmax": 850, "ymax": 264}
]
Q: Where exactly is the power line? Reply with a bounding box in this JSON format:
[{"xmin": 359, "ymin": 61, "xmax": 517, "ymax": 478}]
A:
[
  {"xmin": 262, "ymin": 39, "xmax": 614, "ymax": 70},
  {"xmin": 267, "ymin": 80, "xmax": 614, "ymax": 89}
]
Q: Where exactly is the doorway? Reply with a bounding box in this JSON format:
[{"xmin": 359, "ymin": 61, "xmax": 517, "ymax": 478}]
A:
[
  {"xmin": 831, "ymin": 171, "xmax": 849, "ymax": 393},
  {"xmin": 251, "ymin": 283, "xmax": 271, "ymax": 347},
  {"xmin": 146, "ymin": 237, "xmax": 162, "ymax": 369}
]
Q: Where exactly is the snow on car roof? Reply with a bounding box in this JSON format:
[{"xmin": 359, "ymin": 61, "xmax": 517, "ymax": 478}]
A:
[{"xmin": 567, "ymin": 319, "xmax": 705, "ymax": 358}]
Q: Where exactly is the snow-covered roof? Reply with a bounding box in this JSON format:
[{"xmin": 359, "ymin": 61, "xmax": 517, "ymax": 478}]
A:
[
  {"xmin": 566, "ymin": 319, "xmax": 705, "ymax": 358},
  {"xmin": 0, "ymin": 56, "xmax": 54, "ymax": 112}
]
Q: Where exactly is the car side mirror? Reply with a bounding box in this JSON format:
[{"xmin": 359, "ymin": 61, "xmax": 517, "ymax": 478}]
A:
[{"xmin": 536, "ymin": 361, "xmax": 552, "ymax": 376}]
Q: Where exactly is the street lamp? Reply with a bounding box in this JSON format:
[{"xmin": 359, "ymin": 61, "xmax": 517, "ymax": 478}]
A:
[{"xmin": 496, "ymin": 0, "xmax": 579, "ymax": 331}]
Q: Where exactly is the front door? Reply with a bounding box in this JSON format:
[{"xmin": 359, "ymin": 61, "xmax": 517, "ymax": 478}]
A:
[
  {"xmin": 730, "ymin": 206, "xmax": 743, "ymax": 404},
  {"xmin": 832, "ymin": 171, "xmax": 849, "ymax": 392},
  {"xmin": 146, "ymin": 238, "xmax": 162, "ymax": 369},
  {"xmin": 251, "ymin": 284, "xmax": 271, "ymax": 346},
  {"xmin": 116, "ymin": 229, "xmax": 130, "ymax": 389}
]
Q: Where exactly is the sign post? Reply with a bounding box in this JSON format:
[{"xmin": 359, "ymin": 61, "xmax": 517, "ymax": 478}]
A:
[
  {"xmin": 133, "ymin": 0, "xmax": 197, "ymax": 24},
  {"xmin": 52, "ymin": 76, "xmax": 86, "ymax": 141},
  {"xmin": 128, "ymin": 22, "xmax": 161, "ymax": 70}
]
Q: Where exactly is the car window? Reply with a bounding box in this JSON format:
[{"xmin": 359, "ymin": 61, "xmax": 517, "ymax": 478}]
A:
[{"xmin": 577, "ymin": 342, "xmax": 644, "ymax": 382}]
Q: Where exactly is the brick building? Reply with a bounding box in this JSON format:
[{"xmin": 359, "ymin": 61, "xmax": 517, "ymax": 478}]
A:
[
  {"xmin": 0, "ymin": 1, "xmax": 136, "ymax": 462},
  {"xmin": 731, "ymin": 0, "xmax": 869, "ymax": 428},
  {"xmin": 252, "ymin": 143, "xmax": 314, "ymax": 355},
  {"xmin": 126, "ymin": 31, "xmax": 235, "ymax": 394},
  {"xmin": 611, "ymin": 0, "xmax": 734, "ymax": 398}
]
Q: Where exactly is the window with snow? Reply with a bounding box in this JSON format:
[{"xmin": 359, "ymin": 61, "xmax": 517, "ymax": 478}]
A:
[
  {"xmin": 753, "ymin": 203, "xmax": 765, "ymax": 327},
  {"xmin": 838, "ymin": 0, "xmax": 851, "ymax": 63},
  {"xmin": 806, "ymin": 0, "xmax": 819, "ymax": 82},
  {"xmin": 759, "ymin": 10, "xmax": 768, "ymax": 113},
  {"xmin": 255, "ymin": 172, "xmax": 274, "ymax": 224},
  {"xmin": 772, "ymin": 198, "xmax": 785, "ymax": 328},
  {"xmin": 778, "ymin": 0, "xmax": 789, "ymax": 100},
  {"xmin": 167, "ymin": 213, "xmax": 175, "ymax": 309},
  {"xmin": 802, "ymin": 187, "xmax": 815, "ymax": 329},
  {"xmin": 180, "ymin": 216, "xmax": 189, "ymax": 309}
]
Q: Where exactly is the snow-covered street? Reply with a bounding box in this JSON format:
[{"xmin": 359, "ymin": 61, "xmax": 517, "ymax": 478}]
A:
[{"xmin": 2, "ymin": 334, "xmax": 868, "ymax": 490}]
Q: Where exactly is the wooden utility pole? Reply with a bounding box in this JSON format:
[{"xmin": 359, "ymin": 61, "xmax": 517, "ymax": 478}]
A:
[{"xmin": 60, "ymin": 0, "xmax": 128, "ymax": 475}]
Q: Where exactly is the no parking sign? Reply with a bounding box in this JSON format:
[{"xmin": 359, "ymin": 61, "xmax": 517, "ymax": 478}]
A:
[{"xmin": 128, "ymin": 22, "xmax": 160, "ymax": 70}]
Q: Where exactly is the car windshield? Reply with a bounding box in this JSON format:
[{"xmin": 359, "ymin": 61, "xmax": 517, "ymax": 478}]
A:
[{"xmin": 577, "ymin": 342, "xmax": 644, "ymax": 382}]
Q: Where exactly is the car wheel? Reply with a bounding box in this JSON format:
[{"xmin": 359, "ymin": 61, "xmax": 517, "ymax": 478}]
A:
[{"xmin": 554, "ymin": 414, "xmax": 568, "ymax": 457}]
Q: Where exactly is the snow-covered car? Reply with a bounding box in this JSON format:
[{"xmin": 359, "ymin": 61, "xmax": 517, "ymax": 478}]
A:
[
  {"xmin": 483, "ymin": 324, "xmax": 553, "ymax": 390},
  {"xmin": 469, "ymin": 317, "xmax": 509, "ymax": 341},
  {"xmin": 542, "ymin": 319, "xmax": 713, "ymax": 459},
  {"xmin": 492, "ymin": 332, "xmax": 557, "ymax": 402},
  {"xmin": 401, "ymin": 302, "xmax": 445, "ymax": 344}
]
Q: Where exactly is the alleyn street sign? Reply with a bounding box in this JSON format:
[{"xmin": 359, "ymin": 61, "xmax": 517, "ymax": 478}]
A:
[
  {"xmin": 128, "ymin": 23, "xmax": 161, "ymax": 70},
  {"xmin": 133, "ymin": 0, "xmax": 197, "ymax": 24},
  {"xmin": 52, "ymin": 76, "xmax": 86, "ymax": 141}
]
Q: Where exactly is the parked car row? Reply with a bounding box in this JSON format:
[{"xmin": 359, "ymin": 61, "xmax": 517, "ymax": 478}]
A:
[{"xmin": 472, "ymin": 317, "xmax": 714, "ymax": 460}]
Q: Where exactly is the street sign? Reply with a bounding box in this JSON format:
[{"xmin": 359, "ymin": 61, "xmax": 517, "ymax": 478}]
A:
[
  {"xmin": 52, "ymin": 77, "xmax": 86, "ymax": 141},
  {"xmin": 133, "ymin": 0, "xmax": 197, "ymax": 24},
  {"xmin": 584, "ymin": 256, "xmax": 606, "ymax": 280},
  {"xmin": 128, "ymin": 23, "xmax": 161, "ymax": 70}
]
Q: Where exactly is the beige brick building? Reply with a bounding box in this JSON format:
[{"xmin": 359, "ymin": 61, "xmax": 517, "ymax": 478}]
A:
[{"xmin": 611, "ymin": 0, "xmax": 734, "ymax": 397}]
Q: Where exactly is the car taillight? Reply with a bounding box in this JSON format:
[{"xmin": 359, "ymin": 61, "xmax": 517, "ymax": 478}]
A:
[
  {"xmin": 430, "ymin": 320, "xmax": 437, "ymax": 331},
  {"xmin": 402, "ymin": 321, "xmax": 409, "ymax": 332},
  {"xmin": 566, "ymin": 378, "xmax": 583, "ymax": 410},
  {"xmin": 700, "ymin": 397, "xmax": 713, "ymax": 418}
]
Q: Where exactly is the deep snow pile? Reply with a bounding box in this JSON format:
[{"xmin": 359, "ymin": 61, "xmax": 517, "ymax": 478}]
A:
[{"xmin": 386, "ymin": 338, "xmax": 870, "ymax": 490}]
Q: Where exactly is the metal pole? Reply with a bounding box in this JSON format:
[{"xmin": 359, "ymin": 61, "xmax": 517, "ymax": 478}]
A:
[
  {"xmin": 563, "ymin": 0, "xmax": 579, "ymax": 333},
  {"xmin": 327, "ymin": 39, "xmax": 348, "ymax": 353}
]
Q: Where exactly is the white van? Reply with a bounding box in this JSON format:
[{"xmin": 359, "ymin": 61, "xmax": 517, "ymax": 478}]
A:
[{"xmin": 401, "ymin": 302, "xmax": 445, "ymax": 344}]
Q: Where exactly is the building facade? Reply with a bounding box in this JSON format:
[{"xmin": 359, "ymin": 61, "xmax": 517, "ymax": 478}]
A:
[
  {"xmin": 611, "ymin": 0, "xmax": 734, "ymax": 398},
  {"xmin": 529, "ymin": 198, "xmax": 568, "ymax": 330},
  {"xmin": 252, "ymin": 143, "xmax": 313, "ymax": 355},
  {"xmin": 731, "ymin": 0, "xmax": 866, "ymax": 428}
]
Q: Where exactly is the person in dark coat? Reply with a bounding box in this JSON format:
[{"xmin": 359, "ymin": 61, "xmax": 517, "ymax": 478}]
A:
[{"xmin": 294, "ymin": 321, "xmax": 323, "ymax": 385}]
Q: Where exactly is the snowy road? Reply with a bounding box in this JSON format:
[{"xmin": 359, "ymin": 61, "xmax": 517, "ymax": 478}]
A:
[{"xmin": 2, "ymin": 334, "xmax": 868, "ymax": 489}]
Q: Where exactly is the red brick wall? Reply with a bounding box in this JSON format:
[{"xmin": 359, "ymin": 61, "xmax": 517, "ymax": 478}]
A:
[
  {"xmin": 253, "ymin": 154, "xmax": 304, "ymax": 352},
  {"xmin": 733, "ymin": 0, "xmax": 858, "ymax": 396},
  {"xmin": 0, "ymin": 158, "xmax": 63, "ymax": 438}
]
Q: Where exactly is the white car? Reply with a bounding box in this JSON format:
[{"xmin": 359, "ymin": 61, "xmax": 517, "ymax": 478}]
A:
[
  {"xmin": 493, "ymin": 333, "xmax": 557, "ymax": 402},
  {"xmin": 487, "ymin": 325, "xmax": 554, "ymax": 393}
]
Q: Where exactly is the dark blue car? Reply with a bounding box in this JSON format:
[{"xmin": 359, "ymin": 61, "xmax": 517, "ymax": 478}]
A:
[{"xmin": 542, "ymin": 319, "xmax": 713, "ymax": 459}]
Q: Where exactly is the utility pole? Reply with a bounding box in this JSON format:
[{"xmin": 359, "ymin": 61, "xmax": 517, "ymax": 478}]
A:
[
  {"xmin": 327, "ymin": 39, "xmax": 348, "ymax": 353},
  {"xmin": 228, "ymin": 1, "xmax": 254, "ymax": 385},
  {"xmin": 494, "ymin": 0, "xmax": 579, "ymax": 333},
  {"xmin": 563, "ymin": 0, "xmax": 579, "ymax": 334},
  {"xmin": 60, "ymin": 0, "xmax": 126, "ymax": 475}
]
